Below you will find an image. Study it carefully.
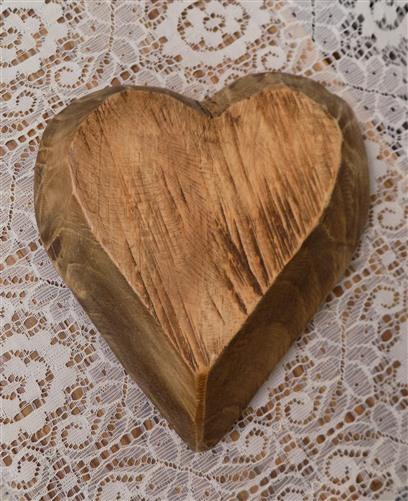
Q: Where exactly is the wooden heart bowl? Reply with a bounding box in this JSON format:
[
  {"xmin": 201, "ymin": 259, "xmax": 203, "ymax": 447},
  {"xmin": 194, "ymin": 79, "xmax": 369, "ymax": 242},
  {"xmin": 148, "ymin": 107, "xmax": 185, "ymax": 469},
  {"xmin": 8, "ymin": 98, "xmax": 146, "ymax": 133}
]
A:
[{"xmin": 34, "ymin": 73, "xmax": 369, "ymax": 451}]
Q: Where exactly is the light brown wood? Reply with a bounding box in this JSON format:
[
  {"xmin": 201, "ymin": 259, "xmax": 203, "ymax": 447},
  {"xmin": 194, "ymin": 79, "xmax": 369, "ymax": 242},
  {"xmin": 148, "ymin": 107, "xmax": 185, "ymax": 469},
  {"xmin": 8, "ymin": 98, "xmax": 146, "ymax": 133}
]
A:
[{"xmin": 34, "ymin": 73, "xmax": 369, "ymax": 451}]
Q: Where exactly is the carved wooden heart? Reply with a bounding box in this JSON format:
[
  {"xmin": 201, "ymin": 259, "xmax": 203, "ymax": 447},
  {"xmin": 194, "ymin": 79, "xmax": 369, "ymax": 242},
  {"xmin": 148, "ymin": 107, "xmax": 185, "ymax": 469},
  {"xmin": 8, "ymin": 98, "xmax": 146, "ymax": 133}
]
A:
[{"xmin": 34, "ymin": 73, "xmax": 368, "ymax": 450}]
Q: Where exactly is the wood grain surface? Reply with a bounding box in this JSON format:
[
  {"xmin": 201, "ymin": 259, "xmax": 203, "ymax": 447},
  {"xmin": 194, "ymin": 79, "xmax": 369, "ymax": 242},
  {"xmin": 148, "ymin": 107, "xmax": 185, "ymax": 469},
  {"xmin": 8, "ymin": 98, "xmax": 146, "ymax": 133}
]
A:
[{"xmin": 34, "ymin": 73, "xmax": 369, "ymax": 451}]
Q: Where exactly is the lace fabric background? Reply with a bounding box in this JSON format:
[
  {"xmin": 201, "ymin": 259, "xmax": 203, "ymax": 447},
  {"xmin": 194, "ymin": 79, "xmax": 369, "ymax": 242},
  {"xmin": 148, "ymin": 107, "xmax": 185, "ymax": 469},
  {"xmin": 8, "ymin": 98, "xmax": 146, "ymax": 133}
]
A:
[{"xmin": 1, "ymin": 0, "xmax": 407, "ymax": 499}]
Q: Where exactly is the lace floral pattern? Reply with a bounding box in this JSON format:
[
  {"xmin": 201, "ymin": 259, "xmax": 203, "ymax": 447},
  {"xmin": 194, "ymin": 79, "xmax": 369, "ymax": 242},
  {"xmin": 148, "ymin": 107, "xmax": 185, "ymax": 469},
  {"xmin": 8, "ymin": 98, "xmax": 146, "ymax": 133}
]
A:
[{"xmin": 1, "ymin": 1, "xmax": 407, "ymax": 499}]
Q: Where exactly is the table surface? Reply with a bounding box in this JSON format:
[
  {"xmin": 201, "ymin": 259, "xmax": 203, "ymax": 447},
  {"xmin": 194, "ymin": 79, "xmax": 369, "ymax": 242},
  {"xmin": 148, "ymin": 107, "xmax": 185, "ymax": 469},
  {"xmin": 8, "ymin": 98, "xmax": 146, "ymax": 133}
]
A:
[{"xmin": 1, "ymin": 1, "xmax": 407, "ymax": 500}]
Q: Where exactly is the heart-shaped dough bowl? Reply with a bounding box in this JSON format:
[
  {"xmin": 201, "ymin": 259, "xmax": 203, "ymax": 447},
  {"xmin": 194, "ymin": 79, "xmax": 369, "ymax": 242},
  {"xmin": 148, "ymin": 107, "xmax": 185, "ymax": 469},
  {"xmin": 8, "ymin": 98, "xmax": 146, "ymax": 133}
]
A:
[{"xmin": 35, "ymin": 73, "xmax": 369, "ymax": 450}]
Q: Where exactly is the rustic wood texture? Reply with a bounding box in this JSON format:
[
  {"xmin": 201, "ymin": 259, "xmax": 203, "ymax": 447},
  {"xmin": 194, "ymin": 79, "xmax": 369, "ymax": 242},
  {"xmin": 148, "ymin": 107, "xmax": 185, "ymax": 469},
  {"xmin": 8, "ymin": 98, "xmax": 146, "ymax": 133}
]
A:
[{"xmin": 34, "ymin": 73, "xmax": 369, "ymax": 451}]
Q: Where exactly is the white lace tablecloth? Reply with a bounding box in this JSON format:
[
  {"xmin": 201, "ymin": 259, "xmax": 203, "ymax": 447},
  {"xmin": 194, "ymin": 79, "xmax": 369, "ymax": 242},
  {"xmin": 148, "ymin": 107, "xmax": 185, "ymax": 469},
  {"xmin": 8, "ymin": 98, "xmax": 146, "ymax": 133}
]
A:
[{"xmin": 1, "ymin": 1, "xmax": 407, "ymax": 500}]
